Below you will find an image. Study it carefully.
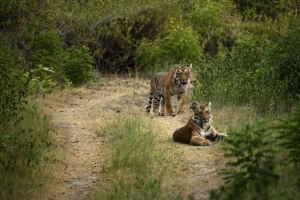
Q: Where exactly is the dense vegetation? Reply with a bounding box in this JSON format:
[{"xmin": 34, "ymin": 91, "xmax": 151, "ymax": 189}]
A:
[
  {"xmin": 210, "ymin": 100, "xmax": 300, "ymax": 200},
  {"xmin": 0, "ymin": 0, "xmax": 299, "ymax": 199}
]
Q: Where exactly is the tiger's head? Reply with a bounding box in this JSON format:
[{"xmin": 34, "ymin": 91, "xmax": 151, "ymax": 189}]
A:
[
  {"xmin": 173, "ymin": 64, "xmax": 192, "ymax": 87},
  {"xmin": 190, "ymin": 102, "xmax": 212, "ymax": 127}
]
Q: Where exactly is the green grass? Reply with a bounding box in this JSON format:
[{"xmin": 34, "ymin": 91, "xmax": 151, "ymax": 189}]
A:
[
  {"xmin": 92, "ymin": 114, "xmax": 180, "ymax": 200},
  {"xmin": 0, "ymin": 103, "xmax": 55, "ymax": 200}
]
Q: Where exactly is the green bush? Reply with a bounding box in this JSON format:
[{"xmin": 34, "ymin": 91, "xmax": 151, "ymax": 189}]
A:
[
  {"xmin": 31, "ymin": 30, "xmax": 95, "ymax": 88},
  {"xmin": 210, "ymin": 121, "xmax": 279, "ymax": 200},
  {"xmin": 233, "ymin": 0, "xmax": 297, "ymax": 20},
  {"xmin": 192, "ymin": 34, "xmax": 291, "ymax": 114},
  {"xmin": 0, "ymin": 35, "xmax": 28, "ymax": 124},
  {"xmin": 276, "ymin": 97, "xmax": 300, "ymax": 187},
  {"xmin": 63, "ymin": 45, "xmax": 96, "ymax": 86},
  {"xmin": 30, "ymin": 30, "xmax": 68, "ymax": 89},
  {"xmin": 135, "ymin": 18, "xmax": 203, "ymax": 71},
  {"xmin": 28, "ymin": 65, "xmax": 58, "ymax": 94},
  {"xmin": 0, "ymin": 103, "xmax": 54, "ymax": 200},
  {"xmin": 210, "ymin": 98, "xmax": 300, "ymax": 199},
  {"xmin": 185, "ymin": 0, "xmax": 238, "ymax": 55},
  {"xmin": 266, "ymin": 19, "xmax": 300, "ymax": 101}
]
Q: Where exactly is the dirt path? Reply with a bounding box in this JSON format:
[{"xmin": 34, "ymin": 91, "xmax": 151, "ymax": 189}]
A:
[{"xmin": 38, "ymin": 78, "xmax": 226, "ymax": 200}]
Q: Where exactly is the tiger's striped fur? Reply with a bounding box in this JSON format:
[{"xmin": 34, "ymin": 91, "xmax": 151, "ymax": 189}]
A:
[
  {"xmin": 146, "ymin": 64, "xmax": 192, "ymax": 116},
  {"xmin": 173, "ymin": 102, "xmax": 228, "ymax": 146}
]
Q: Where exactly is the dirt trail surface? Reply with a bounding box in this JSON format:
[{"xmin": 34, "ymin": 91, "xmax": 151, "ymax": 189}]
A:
[{"xmin": 37, "ymin": 78, "xmax": 226, "ymax": 200}]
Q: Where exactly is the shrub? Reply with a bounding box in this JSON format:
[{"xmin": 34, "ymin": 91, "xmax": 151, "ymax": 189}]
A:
[
  {"xmin": 192, "ymin": 35, "xmax": 290, "ymax": 114},
  {"xmin": 210, "ymin": 121, "xmax": 279, "ymax": 200},
  {"xmin": 276, "ymin": 97, "xmax": 300, "ymax": 187},
  {"xmin": 210, "ymin": 98, "xmax": 300, "ymax": 199},
  {"xmin": 266, "ymin": 19, "xmax": 300, "ymax": 101},
  {"xmin": 135, "ymin": 18, "xmax": 203, "ymax": 71},
  {"xmin": 0, "ymin": 35, "xmax": 28, "ymax": 125},
  {"xmin": 0, "ymin": 103, "xmax": 55, "ymax": 200},
  {"xmin": 28, "ymin": 65, "xmax": 58, "ymax": 94},
  {"xmin": 30, "ymin": 30, "xmax": 96, "ymax": 88},
  {"xmin": 63, "ymin": 45, "xmax": 96, "ymax": 86}
]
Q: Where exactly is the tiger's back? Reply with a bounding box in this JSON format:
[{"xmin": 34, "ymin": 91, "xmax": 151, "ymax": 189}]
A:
[{"xmin": 172, "ymin": 118, "xmax": 195, "ymax": 144}]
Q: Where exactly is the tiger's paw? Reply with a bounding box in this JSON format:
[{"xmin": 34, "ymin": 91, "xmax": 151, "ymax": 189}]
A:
[
  {"xmin": 153, "ymin": 111, "xmax": 164, "ymax": 116},
  {"xmin": 200, "ymin": 141, "xmax": 212, "ymax": 146},
  {"xmin": 191, "ymin": 137, "xmax": 212, "ymax": 146},
  {"xmin": 158, "ymin": 112, "xmax": 165, "ymax": 116},
  {"xmin": 166, "ymin": 113, "xmax": 176, "ymax": 117},
  {"xmin": 215, "ymin": 132, "xmax": 228, "ymax": 141}
]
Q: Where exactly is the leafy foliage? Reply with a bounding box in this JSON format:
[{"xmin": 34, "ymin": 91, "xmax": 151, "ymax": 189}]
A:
[
  {"xmin": 193, "ymin": 21, "xmax": 299, "ymax": 113},
  {"xmin": 28, "ymin": 65, "xmax": 58, "ymax": 94},
  {"xmin": 30, "ymin": 30, "xmax": 95, "ymax": 88},
  {"xmin": 0, "ymin": 35, "xmax": 28, "ymax": 125},
  {"xmin": 276, "ymin": 98, "xmax": 300, "ymax": 186},
  {"xmin": 233, "ymin": 0, "xmax": 299, "ymax": 20},
  {"xmin": 0, "ymin": 104, "xmax": 54, "ymax": 200},
  {"xmin": 266, "ymin": 19, "xmax": 300, "ymax": 100},
  {"xmin": 210, "ymin": 97, "xmax": 300, "ymax": 199},
  {"xmin": 135, "ymin": 18, "xmax": 202, "ymax": 71},
  {"xmin": 31, "ymin": 30, "xmax": 66, "ymax": 71},
  {"xmin": 186, "ymin": 0, "xmax": 238, "ymax": 55},
  {"xmin": 63, "ymin": 46, "xmax": 96, "ymax": 86},
  {"xmin": 210, "ymin": 121, "xmax": 279, "ymax": 200}
]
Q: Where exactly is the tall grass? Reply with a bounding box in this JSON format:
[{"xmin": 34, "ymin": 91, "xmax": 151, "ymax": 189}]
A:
[
  {"xmin": 92, "ymin": 114, "xmax": 179, "ymax": 200},
  {"xmin": 0, "ymin": 103, "xmax": 55, "ymax": 200}
]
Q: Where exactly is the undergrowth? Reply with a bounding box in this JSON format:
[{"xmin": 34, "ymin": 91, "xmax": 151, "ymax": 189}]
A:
[
  {"xmin": 0, "ymin": 103, "xmax": 55, "ymax": 200},
  {"xmin": 209, "ymin": 98, "xmax": 300, "ymax": 200}
]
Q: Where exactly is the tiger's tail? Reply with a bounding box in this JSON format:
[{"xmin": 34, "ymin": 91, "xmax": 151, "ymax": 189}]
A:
[{"xmin": 146, "ymin": 90, "xmax": 154, "ymax": 114}]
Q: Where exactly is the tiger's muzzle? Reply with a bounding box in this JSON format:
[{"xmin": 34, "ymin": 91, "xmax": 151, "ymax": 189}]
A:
[
  {"xmin": 180, "ymin": 80, "xmax": 188, "ymax": 86},
  {"xmin": 176, "ymin": 79, "xmax": 188, "ymax": 87},
  {"xmin": 193, "ymin": 115, "xmax": 211, "ymax": 126}
]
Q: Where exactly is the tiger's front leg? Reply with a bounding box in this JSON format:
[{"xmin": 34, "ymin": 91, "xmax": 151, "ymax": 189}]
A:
[
  {"xmin": 177, "ymin": 92, "xmax": 186, "ymax": 114},
  {"xmin": 164, "ymin": 91, "xmax": 175, "ymax": 116},
  {"xmin": 214, "ymin": 132, "xmax": 228, "ymax": 141},
  {"xmin": 190, "ymin": 136, "xmax": 212, "ymax": 146},
  {"xmin": 205, "ymin": 127, "xmax": 228, "ymax": 141}
]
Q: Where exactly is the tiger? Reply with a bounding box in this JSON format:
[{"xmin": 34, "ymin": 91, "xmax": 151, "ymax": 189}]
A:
[
  {"xmin": 172, "ymin": 102, "xmax": 228, "ymax": 146},
  {"xmin": 145, "ymin": 64, "xmax": 192, "ymax": 116}
]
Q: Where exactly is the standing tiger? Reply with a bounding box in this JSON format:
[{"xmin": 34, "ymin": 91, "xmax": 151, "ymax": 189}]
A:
[
  {"xmin": 146, "ymin": 64, "xmax": 192, "ymax": 116},
  {"xmin": 173, "ymin": 102, "xmax": 228, "ymax": 146}
]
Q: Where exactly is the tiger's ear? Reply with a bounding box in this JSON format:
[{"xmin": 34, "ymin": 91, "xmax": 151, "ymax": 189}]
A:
[
  {"xmin": 174, "ymin": 64, "xmax": 179, "ymax": 69},
  {"xmin": 207, "ymin": 102, "xmax": 212, "ymax": 107},
  {"xmin": 187, "ymin": 63, "xmax": 192, "ymax": 69},
  {"xmin": 190, "ymin": 101, "xmax": 198, "ymax": 111}
]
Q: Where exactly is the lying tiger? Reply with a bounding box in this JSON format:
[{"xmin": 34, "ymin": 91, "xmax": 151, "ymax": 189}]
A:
[
  {"xmin": 146, "ymin": 64, "xmax": 192, "ymax": 116},
  {"xmin": 173, "ymin": 102, "xmax": 228, "ymax": 146}
]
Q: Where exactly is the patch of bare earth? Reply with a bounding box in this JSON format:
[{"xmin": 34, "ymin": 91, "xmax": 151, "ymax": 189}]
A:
[{"xmin": 37, "ymin": 78, "xmax": 226, "ymax": 200}]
